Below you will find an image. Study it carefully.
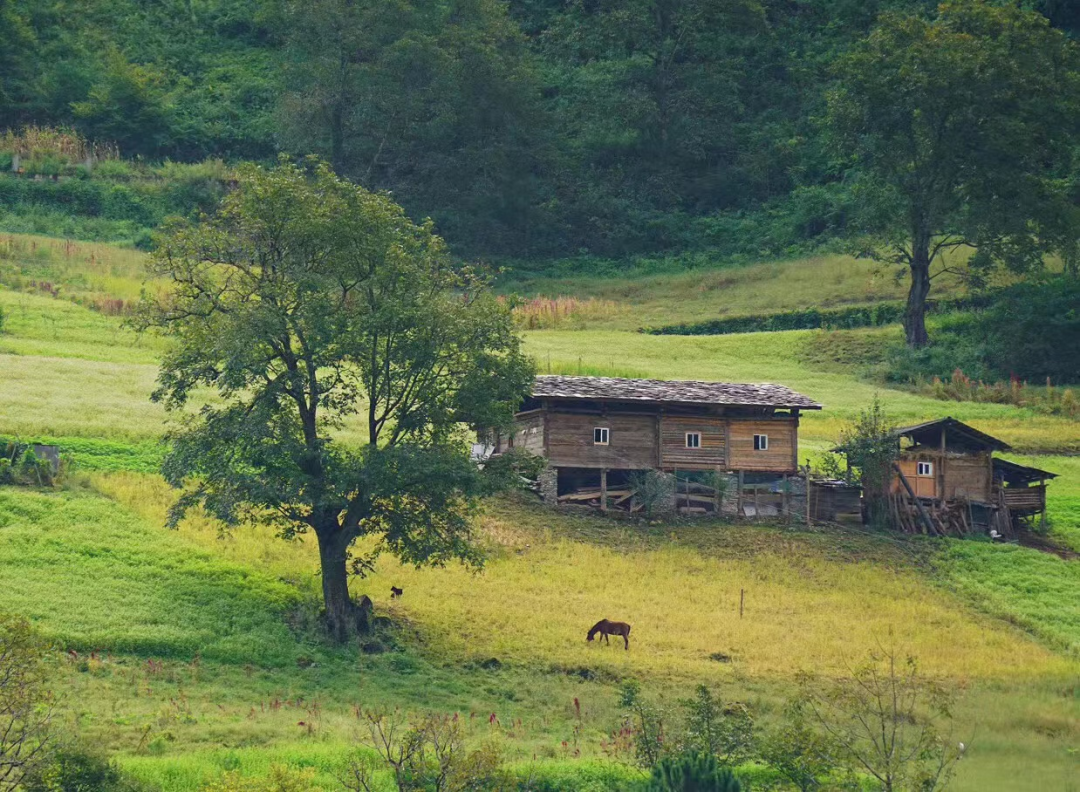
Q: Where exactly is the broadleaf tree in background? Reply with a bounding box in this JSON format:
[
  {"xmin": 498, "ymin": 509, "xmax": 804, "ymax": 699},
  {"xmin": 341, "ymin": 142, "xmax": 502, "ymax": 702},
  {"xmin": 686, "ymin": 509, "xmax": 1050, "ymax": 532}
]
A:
[
  {"xmin": 827, "ymin": 0, "xmax": 1080, "ymax": 347},
  {"xmin": 277, "ymin": 0, "xmax": 547, "ymax": 256},
  {"xmin": 137, "ymin": 158, "xmax": 534, "ymax": 640}
]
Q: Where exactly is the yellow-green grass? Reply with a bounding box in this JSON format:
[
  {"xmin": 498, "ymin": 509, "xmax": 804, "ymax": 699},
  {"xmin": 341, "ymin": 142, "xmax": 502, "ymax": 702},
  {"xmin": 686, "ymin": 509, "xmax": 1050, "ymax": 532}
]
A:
[
  {"xmin": 502, "ymin": 251, "xmax": 971, "ymax": 331},
  {"xmin": 0, "ymin": 232, "xmax": 164, "ymax": 304},
  {"xmin": 0, "ymin": 287, "xmax": 165, "ymax": 364},
  {"xmin": 0, "ymin": 486, "xmax": 304, "ymax": 664},
  {"xmin": 2, "ymin": 242, "xmax": 1079, "ymax": 789},
  {"xmin": 91, "ymin": 473, "xmax": 1072, "ymax": 682},
  {"xmin": 524, "ymin": 329, "xmax": 1080, "ymax": 454},
  {"xmin": 19, "ymin": 474, "xmax": 1080, "ymax": 792}
]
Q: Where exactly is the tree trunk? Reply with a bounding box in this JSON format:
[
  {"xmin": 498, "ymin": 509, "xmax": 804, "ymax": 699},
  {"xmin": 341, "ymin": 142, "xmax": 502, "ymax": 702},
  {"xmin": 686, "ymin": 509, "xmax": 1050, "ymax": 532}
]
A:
[
  {"xmin": 316, "ymin": 526, "xmax": 368, "ymax": 641},
  {"xmin": 905, "ymin": 235, "xmax": 932, "ymax": 348}
]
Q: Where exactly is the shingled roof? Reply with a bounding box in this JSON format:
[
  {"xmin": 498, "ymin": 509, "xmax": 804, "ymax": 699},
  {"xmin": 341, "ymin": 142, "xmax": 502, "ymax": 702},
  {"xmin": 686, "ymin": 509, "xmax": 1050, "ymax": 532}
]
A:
[{"xmin": 532, "ymin": 375, "xmax": 821, "ymax": 409}]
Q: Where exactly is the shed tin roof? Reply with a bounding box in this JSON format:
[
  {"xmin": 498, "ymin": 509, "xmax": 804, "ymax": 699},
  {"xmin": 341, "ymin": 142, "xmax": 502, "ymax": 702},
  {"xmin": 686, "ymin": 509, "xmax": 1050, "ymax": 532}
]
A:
[{"xmin": 532, "ymin": 375, "xmax": 821, "ymax": 409}]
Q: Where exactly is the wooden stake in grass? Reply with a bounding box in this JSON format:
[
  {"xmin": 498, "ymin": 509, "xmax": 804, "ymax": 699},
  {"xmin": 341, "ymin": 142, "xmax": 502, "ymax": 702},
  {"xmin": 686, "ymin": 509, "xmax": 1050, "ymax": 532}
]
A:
[{"xmin": 739, "ymin": 589, "xmax": 744, "ymax": 619}]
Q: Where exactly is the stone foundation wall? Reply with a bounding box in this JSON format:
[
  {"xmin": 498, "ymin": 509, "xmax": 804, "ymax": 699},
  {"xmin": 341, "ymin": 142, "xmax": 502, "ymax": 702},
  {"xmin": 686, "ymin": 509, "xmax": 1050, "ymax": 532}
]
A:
[{"xmin": 539, "ymin": 465, "xmax": 558, "ymax": 504}]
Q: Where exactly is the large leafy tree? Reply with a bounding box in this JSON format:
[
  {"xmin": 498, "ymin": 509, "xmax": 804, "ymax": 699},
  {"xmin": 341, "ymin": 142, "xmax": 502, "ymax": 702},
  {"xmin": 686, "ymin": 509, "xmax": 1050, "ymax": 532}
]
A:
[
  {"xmin": 827, "ymin": 0, "xmax": 1080, "ymax": 347},
  {"xmin": 277, "ymin": 0, "xmax": 545, "ymax": 255},
  {"xmin": 540, "ymin": 0, "xmax": 766, "ymax": 246},
  {"xmin": 138, "ymin": 159, "xmax": 534, "ymax": 640}
]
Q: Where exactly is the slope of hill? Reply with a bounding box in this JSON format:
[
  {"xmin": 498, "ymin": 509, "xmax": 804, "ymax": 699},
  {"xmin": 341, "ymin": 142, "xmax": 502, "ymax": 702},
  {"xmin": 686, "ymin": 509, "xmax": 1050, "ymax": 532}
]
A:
[{"xmin": 1, "ymin": 238, "xmax": 1079, "ymax": 790}]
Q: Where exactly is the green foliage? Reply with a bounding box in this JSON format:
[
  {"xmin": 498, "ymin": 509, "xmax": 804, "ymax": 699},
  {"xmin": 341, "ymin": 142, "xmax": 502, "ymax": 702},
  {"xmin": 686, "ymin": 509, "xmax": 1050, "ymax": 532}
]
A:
[
  {"xmin": 869, "ymin": 278, "xmax": 1080, "ymax": 390},
  {"xmin": 758, "ymin": 701, "xmax": 839, "ymax": 792},
  {"xmin": 137, "ymin": 157, "xmax": 533, "ymax": 638},
  {"xmin": 824, "ymin": 397, "xmax": 896, "ymax": 527},
  {"xmin": 618, "ymin": 682, "xmax": 669, "ymax": 770},
  {"xmin": 797, "ymin": 648, "xmax": 963, "ymax": 792},
  {"xmin": 627, "ymin": 471, "xmax": 675, "ymax": 520},
  {"xmin": 4, "ymin": 0, "xmax": 1080, "ymax": 269},
  {"xmin": 0, "ymin": 611, "xmax": 54, "ymax": 792},
  {"xmin": 827, "ymin": 0, "xmax": 1080, "ymax": 345},
  {"xmin": 0, "ymin": 443, "xmax": 58, "ymax": 487},
  {"xmin": 199, "ymin": 765, "xmax": 315, "ymax": 792},
  {"xmin": 646, "ymin": 754, "xmax": 741, "ymax": 792},
  {"xmin": 975, "ymin": 277, "xmax": 1080, "ymax": 383},
  {"xmin": 679, "ymin": 686, "xmax": 754, "ymax": 768},
  {"xmin": 24, "ymin": 746, "xmax": 155, "ymax": 792},
  {"xmin": 343, "ymin": 710, "xmax": 514, "ymax": 792}
]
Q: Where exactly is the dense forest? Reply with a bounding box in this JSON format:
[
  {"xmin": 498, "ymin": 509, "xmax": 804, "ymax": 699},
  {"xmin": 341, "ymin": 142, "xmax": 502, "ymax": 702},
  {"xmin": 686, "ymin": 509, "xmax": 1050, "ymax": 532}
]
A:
[{"xmin": 3, "ymin": 0, "xmax": 1078, "ymax": 264}]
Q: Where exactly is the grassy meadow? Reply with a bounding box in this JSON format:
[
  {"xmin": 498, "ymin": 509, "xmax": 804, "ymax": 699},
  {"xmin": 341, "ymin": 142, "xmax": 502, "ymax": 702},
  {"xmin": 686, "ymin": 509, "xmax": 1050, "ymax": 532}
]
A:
[
  {"xmin": 501, "ymin": 250, "xmax": 973, "ymax": 331},
  {"xmin": 0, "ymin": 237, "xmax": 1078, "ymax": 790}
]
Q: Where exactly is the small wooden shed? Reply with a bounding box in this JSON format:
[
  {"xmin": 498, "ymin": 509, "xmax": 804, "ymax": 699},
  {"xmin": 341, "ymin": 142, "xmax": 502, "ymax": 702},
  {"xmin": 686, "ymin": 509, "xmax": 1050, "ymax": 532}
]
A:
[{"xmin": 887, "ymin": 418, "xmax": 1054, "ymax": 537}]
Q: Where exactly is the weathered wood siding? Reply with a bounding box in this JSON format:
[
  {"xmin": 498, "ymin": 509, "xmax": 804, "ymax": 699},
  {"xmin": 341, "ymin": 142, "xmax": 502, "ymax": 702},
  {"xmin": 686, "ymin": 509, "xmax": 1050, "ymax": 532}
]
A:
[
  {"xmin": 511, "ymin": 413, "xmax": 545, "ymax": 455},
  {"xmin": 728, "ymin": 419, "xmax": 797, "ymax": 472},
  {"xmin": 546, "ymin": 412, "xmax": 658, "ymax": 469},
  {"xmin": 943, "ymin": 453, "xmax": 992, "ymax": 502},
  {"xmin": 1002, "ymin": 485, "xmax": 1046, "ymax": 511},
  {"xmin": 661, "ymin": 416, "xmax": 725, "ymax": 468}
]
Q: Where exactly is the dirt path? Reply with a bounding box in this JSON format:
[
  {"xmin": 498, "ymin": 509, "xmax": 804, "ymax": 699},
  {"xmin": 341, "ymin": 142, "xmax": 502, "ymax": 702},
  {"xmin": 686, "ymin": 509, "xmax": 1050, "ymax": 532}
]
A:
[{"xmin": 1018, "ymin": 532, "xmax": 1079, "ymax": 560}]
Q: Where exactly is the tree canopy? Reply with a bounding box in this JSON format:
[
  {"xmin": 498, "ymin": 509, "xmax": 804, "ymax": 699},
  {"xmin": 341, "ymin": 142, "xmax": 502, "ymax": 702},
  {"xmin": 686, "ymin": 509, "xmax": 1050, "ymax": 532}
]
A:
[
  {"xmin": 827, "ymin": 0, "xmax": 1080, "ymax": 346},
  {"xmin": 2, "ymin": 0, "xmax": 1080, "ymax": 265},
  {"xmin": 138, "ymin": 158, "xmax": 534, "ymax": 639}
]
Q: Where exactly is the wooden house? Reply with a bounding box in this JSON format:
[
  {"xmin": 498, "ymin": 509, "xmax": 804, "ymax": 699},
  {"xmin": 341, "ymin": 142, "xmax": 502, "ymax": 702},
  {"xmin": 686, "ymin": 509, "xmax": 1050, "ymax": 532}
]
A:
[
  {"xmin": 887, "ymin": 418, "xmax": 1055, "ymax": 536},
  {"xmin": 494, "ymin": 375, "xmax": 821, "ymax": 512}
]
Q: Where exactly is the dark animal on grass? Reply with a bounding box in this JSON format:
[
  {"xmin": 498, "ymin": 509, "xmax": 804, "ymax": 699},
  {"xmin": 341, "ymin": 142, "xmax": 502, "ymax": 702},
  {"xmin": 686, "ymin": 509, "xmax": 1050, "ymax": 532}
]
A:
[
  {"xmin": 390, "ymin": 586, "xmax": 403, "ymax": 598},
  {"xmin": 587, "ymin": 619, "xmax": 631, "ymax": 650}
]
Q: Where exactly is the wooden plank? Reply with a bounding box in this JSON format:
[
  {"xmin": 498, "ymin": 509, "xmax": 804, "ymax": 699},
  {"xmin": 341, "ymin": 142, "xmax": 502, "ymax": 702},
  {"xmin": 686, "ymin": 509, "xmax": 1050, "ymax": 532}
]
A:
[
  {"xmin": 600, "ymin": 468, "xmax": 608, "ymax": 512},
  {"xmin": 676, "ymin": 493, "xmax": 718, "ymax": 505},
  {"xmin": 893, "ymin": 463, "xmax": 936, "ymax": 535}
]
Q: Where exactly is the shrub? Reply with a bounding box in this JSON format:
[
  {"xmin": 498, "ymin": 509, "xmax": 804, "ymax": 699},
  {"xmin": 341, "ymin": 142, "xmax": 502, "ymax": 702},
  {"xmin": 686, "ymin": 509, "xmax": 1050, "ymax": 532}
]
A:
[
  {"xmin": 796, "ymin": 647, "xmax": 963, "ymax": 792},
  {"xmin": 627, "ymin": 471, "xmax": 675, "ymax": 519},
  {"xmin": 976, "ymin": 276, "xmax": 1080, "ymax": 383},
  {"xmin": 617, "ymin": 681, "xmax": 669, "ymax": 769},
  {"xmin": 679, "ymin": 685, "xmax": 754, "ymax": 768},
  {"xmin": 23, "ymin": 746, "xmax": 155, "ymax": 792},
  {"xmin": 199, "ymin": 766, "xmax": 314, "ymax": 792},
  {"xmin": 647, "ymin": 754, "xmax": 741, "ymax": 792},
  {"xmin": 0, "ymin": 444, "xmax": 60, "ymax": 487},
  {"xmin": 0, "ymin": 612, "xmax": 54, "ymax": 792},
  {"xmin": 759, "ymin": 701, "xmax": 839, "ymax": 792}
]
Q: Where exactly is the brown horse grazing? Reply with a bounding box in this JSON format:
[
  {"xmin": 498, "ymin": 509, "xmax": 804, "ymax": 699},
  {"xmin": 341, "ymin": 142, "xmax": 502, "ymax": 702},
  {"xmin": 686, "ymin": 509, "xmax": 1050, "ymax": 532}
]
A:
[{"xmin": 587, "ymin": 619, "xmax": 631, "ymax": 650}]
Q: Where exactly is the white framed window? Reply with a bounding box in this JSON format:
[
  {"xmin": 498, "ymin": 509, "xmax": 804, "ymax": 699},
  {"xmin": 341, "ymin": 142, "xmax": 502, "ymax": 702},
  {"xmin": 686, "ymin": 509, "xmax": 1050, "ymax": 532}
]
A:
[
  {"xmin": 593, "ymin": 427, "xmax": 610, "ymax": 445},
  {"xmin": 753, "ymin": 434, "xmax": 768, "ymax": 451},
  {"xmin": 917, "ymin": 461, "xmax": 933, "ymax": 477},
  {"xmin": 686, "ymin": 432, "xmax": 702, "ymax": 449}
]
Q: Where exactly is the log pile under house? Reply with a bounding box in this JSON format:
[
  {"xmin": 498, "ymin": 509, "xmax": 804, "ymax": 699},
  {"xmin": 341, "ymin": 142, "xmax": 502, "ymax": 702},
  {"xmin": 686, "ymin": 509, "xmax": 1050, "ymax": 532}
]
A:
[
  {"xmin": 490, "ymin": 375, "xmax": 822, "ymax": 515},
  {"xmin": 882, "ymin": 418, "xmax": 1055, "ymax": 538}
]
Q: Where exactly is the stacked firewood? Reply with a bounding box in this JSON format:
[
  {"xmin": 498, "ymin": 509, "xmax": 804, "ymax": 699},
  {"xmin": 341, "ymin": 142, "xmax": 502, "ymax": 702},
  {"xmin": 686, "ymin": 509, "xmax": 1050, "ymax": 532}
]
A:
[{"xmin": 889, "ymin": 492, "xmax": 1011, "ymax": 538}]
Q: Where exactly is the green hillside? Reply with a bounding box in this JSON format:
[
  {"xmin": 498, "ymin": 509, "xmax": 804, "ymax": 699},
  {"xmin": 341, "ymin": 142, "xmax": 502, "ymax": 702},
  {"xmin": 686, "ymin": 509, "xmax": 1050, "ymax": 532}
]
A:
[
  {"xmin": 2, "ymin": 0, "xmax": 1079, "ymax": 788},
  {"xmin": 2, "ymin": 0, "xmax": 1078, "ymax": 261},
  {"xmin": 1, "ymin": 237, "xmax": 1079, "ymax": 790}
]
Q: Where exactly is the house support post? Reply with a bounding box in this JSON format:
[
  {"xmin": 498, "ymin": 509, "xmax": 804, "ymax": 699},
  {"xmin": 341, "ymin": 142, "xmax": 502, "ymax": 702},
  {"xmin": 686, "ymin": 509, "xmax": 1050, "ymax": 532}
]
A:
[
  {"xmin": 804, "ymin": 466, "xmax": 812, "ymax": 527},
  {"xmin": 600, "ymin": 468, "xmax": 608, "ymax": 513},
  {"xmin": 737, "ymin": 470, "xmax": 744, "ymax": 516}
]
